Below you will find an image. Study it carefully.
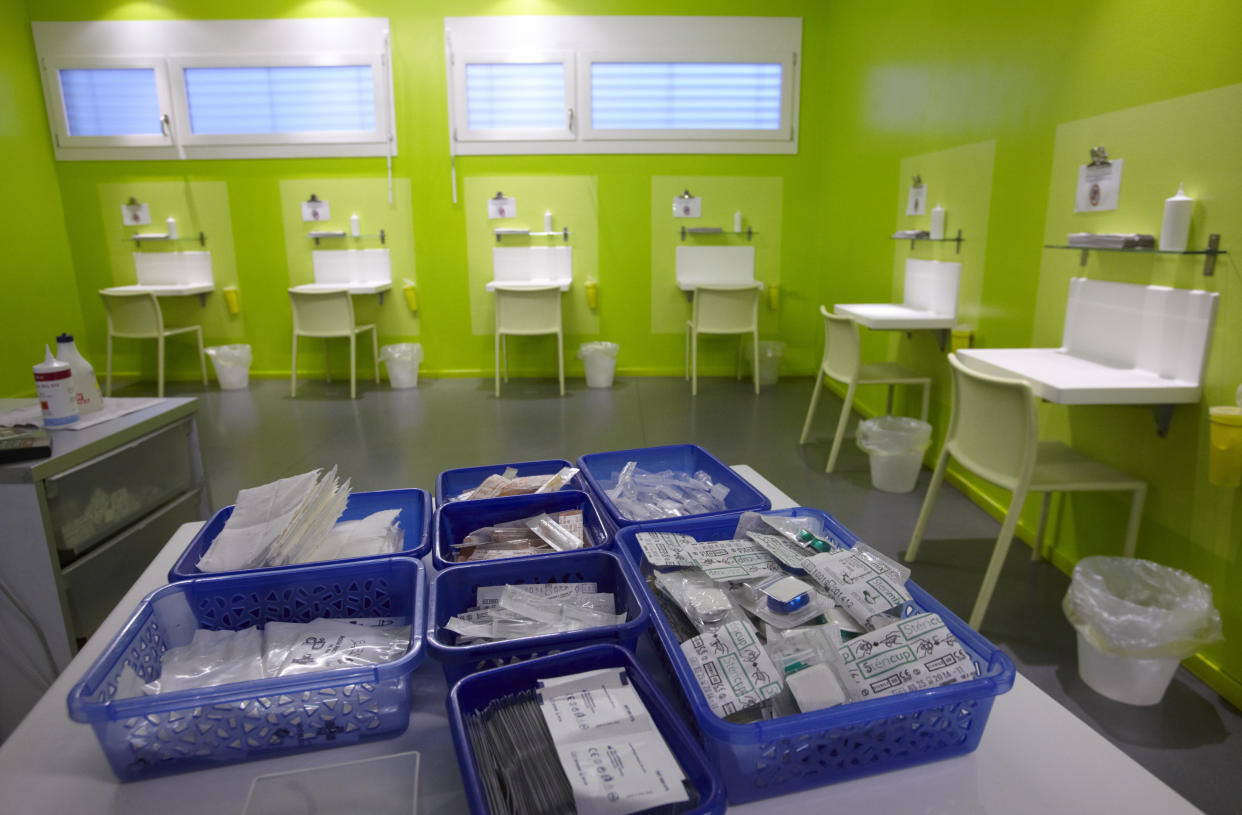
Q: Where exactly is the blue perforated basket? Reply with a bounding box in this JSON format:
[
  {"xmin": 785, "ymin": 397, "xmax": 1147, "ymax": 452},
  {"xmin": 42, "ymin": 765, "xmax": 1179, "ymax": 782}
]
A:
[
  {"xmin": 576, "ymin": 444, "xmax": 770, "ymax": 530},
  {"xmin": 447, "ymin": 645, "xmax": 726, "ymax": 815},
  {"xmin": 168, "ymin": 488, "xmax": 432, "ymax": 581},
  {"xmin": 426, "ymin": 549, "xmax": 650, "ymax": 685},
  {"xmin": 432, "ymin": 490, "xmax": 609, "ymax": 571},
  {"xmin": 435, "ymin": 459, "xmax": 586, "ymax": 506},
  {"xmin": 67, "ymin": 557, "xmax": 426, "ymax": 782},
  {"xmin": 614, "ymin": 509, "xmax": 1016, "ymax": 804}
]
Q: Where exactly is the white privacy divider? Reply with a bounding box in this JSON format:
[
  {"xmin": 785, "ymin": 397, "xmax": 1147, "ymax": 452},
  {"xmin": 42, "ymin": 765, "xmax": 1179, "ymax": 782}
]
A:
[
  {"xmin": 488, "ymin": 246, "xmax": 573, "ymax": 291},
  {"xmin": 958, "ymin": 277, "xmax": 1219, "ymax": 405},
  {"xmin": 675, "ymin": 246, "xmax": 757, "ymax": 291},
  {"xmin": 133, "ymin": 251, "xmax": 214, "ymax": 289},
  {"xmin": 312, "ymin": 249, "xmax": 391, "ymax": 288}
]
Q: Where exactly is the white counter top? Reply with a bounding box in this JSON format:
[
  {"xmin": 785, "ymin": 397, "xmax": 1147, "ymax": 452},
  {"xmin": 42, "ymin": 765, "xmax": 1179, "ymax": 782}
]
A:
[
  {"xmin": 484, "ymin": 280, "xmax": 571, "ymax": 292},
  {"xmin": 834, "ymin": 302, "xmax": 956, "ymax": 330},
  {"xmin": 100, "ymin": 284, "xmax": 215, "ymax": 297},
  {"xmin": 289, "ymin": 282, "xmax": 392, "ymax": 296},
  {"xmin": 956, "ymin": 348, "xmax": 1204, "ymax": 405}
]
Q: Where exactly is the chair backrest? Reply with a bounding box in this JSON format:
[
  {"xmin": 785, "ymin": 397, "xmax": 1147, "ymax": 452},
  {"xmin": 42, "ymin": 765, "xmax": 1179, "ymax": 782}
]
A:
[
  {"xmin": 494, "ymin": 286, "xmax": 563, "ymax": 335},
  {"xmin": 944, "ymin": 353, "xmax": 1039, "ymax": 491},
  {"xmin": 821, "ymin": 307, "xmax": 862, "ymax": 381},
  {"xmin": 691, "ymin": 284, "xmax": 760, "ymax": 334},
  {"xmin": 100, "ymin": 290, "xmax": 163, "ymax": 337},
  {"xmin": 289, "ymin": 289, "xmax": 356, "ymax": 336}
]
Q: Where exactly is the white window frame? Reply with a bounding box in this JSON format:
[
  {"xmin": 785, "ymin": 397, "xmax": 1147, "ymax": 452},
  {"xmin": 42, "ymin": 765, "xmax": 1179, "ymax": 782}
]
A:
[
  {"xmin": 452, "ymin": 51, "xmax": 576, "ymax": 143},
  {"xmin": 444, "ymin": 16, "xmax": 801, "ymax": 156},
  {"xmin": 168, "ymin": 54, "xmax": 390, "ymax": 147},
  {"xmin": 579, "ymin": 50, "xmax": 794, "ymax": 143},
  {"xmin": 32, "ymin": 19, "xmax": 395, "ymax": 161},
  {"xmin": 41, "ymin": 56, "xmax": 175, "ymax": 149}
]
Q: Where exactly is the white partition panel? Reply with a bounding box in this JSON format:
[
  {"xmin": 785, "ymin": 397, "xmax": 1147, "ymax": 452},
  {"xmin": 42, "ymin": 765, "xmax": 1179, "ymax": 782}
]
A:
[
  {"xmin": 311, "ymin": 249, "xmax": 391, "ymax": 287},
  {"xmin": 675, "ymin": 246, "xmax": 756, "ymax": 290},
  {"xmin": 491, "ymin": 246, "xmax": 573, "ymax": 287},
  {"xmin": 132, "ymin": 251, "xmax": 213, "ymax": 287},
  {"xmin": 903, "ymin": 258, "xmax": 961, "ymax": 318}
]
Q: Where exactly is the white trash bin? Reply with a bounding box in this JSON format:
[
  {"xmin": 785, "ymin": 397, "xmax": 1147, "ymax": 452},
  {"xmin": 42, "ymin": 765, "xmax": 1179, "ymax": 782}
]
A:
[
  {"xmin": 380, "ymin": 343, "xmax": 423, "ymax": 389},
  {"xmin": 205, "ymin": 345, "xmax": 252, "ymax": 390},
  {"xmin": 745, "ymin": 341, "xmax": 785, "ymax": 386},
  {"xmin": 856, "ymin": 416, "xmax": 932, "ymax": 493},
  {"xmin": 578, "ymin": 342, "xmax": 619, "ymax": 388},
  {"xmin": 1064, "ymin": 556, "xmax": 1223, "ymax": 705}
]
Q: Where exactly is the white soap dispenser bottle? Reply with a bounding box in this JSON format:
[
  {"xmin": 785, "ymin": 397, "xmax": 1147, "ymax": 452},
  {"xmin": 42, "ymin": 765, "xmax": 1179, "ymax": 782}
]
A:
[
  {"xmin": 1159, "ymin": 183, "xmax": 1193, "ymax": 252},
  {"xmin": 929, "ymin": 203, "xmax": 946, "ymax": 240}
]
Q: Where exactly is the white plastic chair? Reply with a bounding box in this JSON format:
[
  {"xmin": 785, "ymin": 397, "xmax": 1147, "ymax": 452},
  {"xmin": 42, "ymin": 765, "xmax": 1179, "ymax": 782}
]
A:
[
  {"xmin": 685, "ymin": 283, "xmax": 762, "ymax": 396},
  {"xmin": 799, "ymin": 307, "xmax": 931, "ymax": 472},
  {"xmin": 289, "ymin": 288, "xmax": 378, "ymax": 400},
  {"xmin": 906, "ymin": 353, "xmax": 1147, "ymax": 629},
  {"xmin": 493, "ymin": 285, "xmax": 564, "ymax": 397},
  {"xmin": 100, "ymin": 290, "xmax": 207, "ymax": 398}
]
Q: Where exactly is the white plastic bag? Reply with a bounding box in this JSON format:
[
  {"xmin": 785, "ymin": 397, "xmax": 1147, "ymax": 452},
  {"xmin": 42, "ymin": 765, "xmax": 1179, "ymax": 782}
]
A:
[{"xmin": 1063, "ymin": 556, "xmax": 1223, "ymax": 659}]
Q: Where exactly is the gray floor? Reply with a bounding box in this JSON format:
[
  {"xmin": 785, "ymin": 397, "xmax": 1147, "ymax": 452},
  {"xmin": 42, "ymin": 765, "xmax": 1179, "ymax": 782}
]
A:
[{"xmin": 146, "ymin": 373, "xmax": 1240, "ymax": 814}]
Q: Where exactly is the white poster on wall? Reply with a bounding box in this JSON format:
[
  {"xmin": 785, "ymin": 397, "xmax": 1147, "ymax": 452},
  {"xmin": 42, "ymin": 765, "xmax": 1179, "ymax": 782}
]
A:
[
  {"xmin": 1074, "ymin": 159, "xmax": 1123, "ymax": 212},
  {"xmin": 487, "ymin": 196, "xmax": 516, "ymax": 219},
  {"xmin": 906, "ymin": 184, "xmax": 927, "ymax": 215}
]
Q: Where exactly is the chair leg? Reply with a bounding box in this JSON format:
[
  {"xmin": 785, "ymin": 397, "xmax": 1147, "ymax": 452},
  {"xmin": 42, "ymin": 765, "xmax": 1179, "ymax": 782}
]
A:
[
  {"xmin": 826, "ymin": 382, "xmax": 857, "ymax": 473},
  {"xmin": 371, "ymin": 327, "xmax": 379, "ymax": 384},
  {"xmin": 106, "ymin": 333, "xmax": 113, "ymax": 397},
  {"xmin": 502, "ymin": 336, "xmax": 509, "ymax": 383},
  {"xmin": 907, "ymin": 448, "xmax": 950, "ymax": 562},
  {"xmin": 1123, "ymin": 484, "xmax": 1147, "ymax": 558},
  {"xmin": 291, "ymin": 334, "xmax": 298, "ymax": 397},
  {"xmin": 684, "ymin": 324, "xmax": 690, "ymax": 381},
  {"xmin": 1032, "ymin": 492, "xmax": 1052, "ymax": 561},
  {"xmin": 799, "ymin": 368, "xmax": 825, "ymax": 444},
  {"xmin": 156, "ymin": 335, "xmax": 165, "ymax": 398},
  {"xmin": 970, "ymin": 487, "xmax": 1029, "ymax": 630},
  {"xmin": 751, "ymin": 333, "xmax": 759, "ymax": 395},
  {"xmin": 691, "ymin": 330, "xmax": 699, "ymax": 396},
  {"xmin": 557, "ymin": 331, "xmax": 565, "ymax": 396},
  {"xmin": 324, "ymin": 339, "xmax": 331, "ymax": 383},
  {"xmin": 736, "ymin": 336, "xmax": 743, "ymax": 381},
  {"xmin": 349, "ymin": 334, "xmax": 357, "ymax": 399},
  {"xmin": 886, "ymin": 384, "xmax": 895, "ymax": 414},
  {"xmin": 196, "ymin": 327, "xmax": 207, "ymax": 385},
  {"xmin": 494, "ymin": 331, "xmax": 501, "ymax": 398},
  {"xmin": 919, "ymin": 381, "xmax": 931, "ymax": 422}
]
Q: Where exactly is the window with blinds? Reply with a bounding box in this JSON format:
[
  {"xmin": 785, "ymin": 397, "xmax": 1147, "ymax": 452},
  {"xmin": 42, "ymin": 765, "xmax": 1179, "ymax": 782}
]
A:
[
  {"xmin": 184, "ymin": 66, "xmax": 377, "ymax": 136},
  {"xmin": 589, "ymin": 63, "xmax": 784, "ymax": 132},
  {"xmin": 59, "ymin": 68, "xmax": 163, "ymax": 137},
  {"xmin": 452, "ymin": 55, "xmax": 574, "ymax": 142}
]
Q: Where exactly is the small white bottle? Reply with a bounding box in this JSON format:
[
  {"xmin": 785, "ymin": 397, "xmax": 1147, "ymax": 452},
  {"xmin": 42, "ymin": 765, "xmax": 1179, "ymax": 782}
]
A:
[
  {"xmin": 165, "ymin": 215, "xmax": 178, "ymax": 240},
  {"xmin": 33, "ymin": 346, "xmax": 77, "ymax": 427},
  {"xmin": 1159, "ymin": 183, "xmax": 1193, "ymax": 252},
  {"xmin": 56, "ymin": 333, "xmax": 103, "ymax": 414},
  {"xmin": 734, "ymin": 210, "xmax": 743, "ymax": 233},
  {"xmin": 929, "ymin": 203, "xmax": 946, "ymax": 240},
  {"xmin": 350, "ymin": 213, "xmax": 361, "ymax": 237},
  {"xmin": 544, "ymin": 210, "xmax": 554, "ymax": 233}
]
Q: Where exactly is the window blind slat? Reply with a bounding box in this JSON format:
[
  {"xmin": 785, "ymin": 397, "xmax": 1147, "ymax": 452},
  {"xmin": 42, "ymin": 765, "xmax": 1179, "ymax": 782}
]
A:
[
  {"xmin": 465, "ymin": 63, "xmax": 565, "ymax": 130},
  {"xmin": 59, "ymin": 68, "xmax": 161, "ymax": 137},
  {"xmin": 184, "ymin": 66, "xmax": 376, "ymax": 135},
  {"xmin": 591, "ymin": 63, "xmax": 782, "ymax": 130}
]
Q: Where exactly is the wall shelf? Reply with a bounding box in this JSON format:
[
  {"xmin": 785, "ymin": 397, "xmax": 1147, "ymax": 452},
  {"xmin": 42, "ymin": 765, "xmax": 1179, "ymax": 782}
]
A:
[
  {"xmin": 495, "ymin": 228, "xmax": 571, "ymax": 243},
  {"xmin": 127, "ymin": 232, "xmax": 207, "ymax": 248},
  {"xmin": 892, "ymin": 229, "xmax": 964, "ymax": 253},
  {"xmin": 1045, "ymin": 233, "xmax": 1225, "ymax": 275},
  {"xmin": 680, "ymin": 225, "xmax": 754, "ymax": 241},
  {"xmin": 308, "ymin": 229, "xmax": 386, "ymax": 246}
]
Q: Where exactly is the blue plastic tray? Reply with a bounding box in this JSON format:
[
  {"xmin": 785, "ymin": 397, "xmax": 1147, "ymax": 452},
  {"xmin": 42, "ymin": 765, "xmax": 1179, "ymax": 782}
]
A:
[
  {"xmin": 168, "ymin": 487, "xmax": 432, "ymax": 581},
  {"xmin": 67, "ymin": 557, "xmax": 426, "ymax": 782},
  {"xmin": 614, "ymin": 509, "xmax": 1017, "ymax": 804},
  {"xmin": 576, "ymin": 444, "xmax": 770, "ymax": 530},
  {"xmin": 432, "ymin": 490, "xmax": 609, "ymax": 571},
  {"xmin": 425, "ymin": 549, "xmax": 650, "ymax": 685},
  {"xmin": 447, "ymin": 644, "xmax": 726, "ymax": 815},
  {"xmin": 435, "ymin": 458, "xmax": 586, "ymax": 506}
]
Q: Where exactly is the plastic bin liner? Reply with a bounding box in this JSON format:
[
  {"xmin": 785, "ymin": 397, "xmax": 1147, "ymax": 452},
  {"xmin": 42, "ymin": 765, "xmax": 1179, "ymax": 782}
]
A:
[
  {"xmin": 577, "ymin": 342, "xmax": 619, "ymax": 388},
  {"xmin": 205, "ymin": 345, "xmax": 252, "ymax": 390},
  {"xmin": 856, "ymin": 415, "xmax": 932, "ymax": 454},
  {"xmin": 380, "ymin": 343, "xmax": 423, "ymax": 389},
  {"xmin": 1063, "ymin": 556, "xmax": 1223, "ymax": 660}
]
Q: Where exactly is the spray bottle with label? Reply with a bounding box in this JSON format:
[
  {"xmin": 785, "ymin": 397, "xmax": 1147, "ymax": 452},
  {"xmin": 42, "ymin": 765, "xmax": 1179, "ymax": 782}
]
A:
[
  {"xmin": 33, "ymin": 347, "xmax": 78, "ymax": 427},
  {"xmin": 56, "ymin": 333, "xmax": 103, "ymax": 414}
]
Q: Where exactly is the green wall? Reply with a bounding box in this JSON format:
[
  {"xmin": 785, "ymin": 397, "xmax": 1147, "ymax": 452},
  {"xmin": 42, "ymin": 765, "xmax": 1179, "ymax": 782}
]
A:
[
  {"xmin": 7, "ymin": 1, "xmax": 1242, "ymax": 701},
  {"xmin": 1, "ymin": 2, "xmax": 83, "ymax": 396}
]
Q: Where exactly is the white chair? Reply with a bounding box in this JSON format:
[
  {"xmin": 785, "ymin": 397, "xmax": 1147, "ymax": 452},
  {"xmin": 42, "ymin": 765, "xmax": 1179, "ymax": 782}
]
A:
[
  {"xmin": 493, "ymin": 284, "xmax": 564, "ymax": 397},
  {"xmin": 906, "ymin": 353, "xmax": 1147, "ymax": 629},
  {"xmin": 685, "ymin": 283, "xmax": 762, "ymax": 397},
  {"xmin": 799, "ymin": 307, "xmax": 931, "ymax": 472},
  {"xmin": 289, "ymin": 288, "xmax": 378, "ymax": 400},
  {"xmin": 100, "ymin": 290, "xmax": 207, "ymax": 398}
]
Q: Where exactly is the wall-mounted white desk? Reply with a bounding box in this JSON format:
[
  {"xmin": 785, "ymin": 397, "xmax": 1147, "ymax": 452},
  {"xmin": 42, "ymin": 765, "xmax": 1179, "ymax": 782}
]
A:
[
  {"xmin": 108, "ymin": 251, "xmax": 216, "ymax": 304},
  {"xmin": 835, "ymin": 258, "xmax": 962, "ymax": 338},
  {"xmin": 289, "ymin": 282, "xmax": 392, "ymax": 296},
  {"xmin": 484, "ymin": 280, "xmax": 570, "ymax": 292},
  {"xmin": 0, "ymin": 465, "xmax": 1199, "ymax": 815},
  {"xmin": 100, "ymin": 284, "xmax": 214, "ymax": 297},
  {"xmin": 833, "ymin": 303, "xmax": 955, "ymax": 330}
]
